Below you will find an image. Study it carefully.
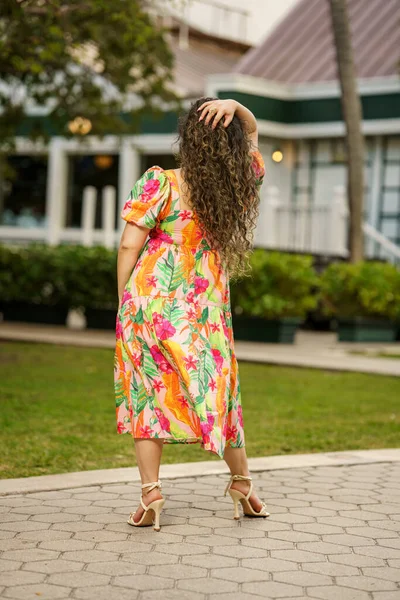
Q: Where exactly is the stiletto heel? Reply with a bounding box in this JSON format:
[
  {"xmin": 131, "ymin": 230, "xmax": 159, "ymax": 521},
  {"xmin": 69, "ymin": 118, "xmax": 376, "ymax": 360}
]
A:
[
  {"xmin": 224, "ymin": 474, "xmax": 270, "ymax": 520},
  {"xmin": 127, "ymin": 480, "xmax": 165, "ymax": 531}
]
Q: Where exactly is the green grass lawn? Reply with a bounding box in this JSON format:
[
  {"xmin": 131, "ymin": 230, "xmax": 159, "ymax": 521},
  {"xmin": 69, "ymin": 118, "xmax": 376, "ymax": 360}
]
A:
[{"xmin": 1, "ymin": 341, "xmax": 399, "ymax": 479}]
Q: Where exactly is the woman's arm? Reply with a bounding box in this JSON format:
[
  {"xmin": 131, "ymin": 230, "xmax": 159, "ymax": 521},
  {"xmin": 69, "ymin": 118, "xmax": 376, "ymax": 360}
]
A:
[
  {"xmin": 117, "ymin": 222, "xmax": 149, "ymax": 304},
  {"xmin": 198, "ymin": 99, "xmax": 258, "ymax": 146}
]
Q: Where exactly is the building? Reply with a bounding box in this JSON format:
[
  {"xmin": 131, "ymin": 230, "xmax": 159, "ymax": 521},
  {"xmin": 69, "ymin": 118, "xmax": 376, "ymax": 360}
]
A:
[{"xmin": 2, "ymin": 0, "xmax": 400, "ymax": 262}]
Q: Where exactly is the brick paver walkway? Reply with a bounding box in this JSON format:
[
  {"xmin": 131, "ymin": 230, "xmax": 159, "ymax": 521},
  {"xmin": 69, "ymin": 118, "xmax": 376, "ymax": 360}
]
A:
[{"xmin": 1, "ymin": 462, "xmax": 399, "ymax": 599}]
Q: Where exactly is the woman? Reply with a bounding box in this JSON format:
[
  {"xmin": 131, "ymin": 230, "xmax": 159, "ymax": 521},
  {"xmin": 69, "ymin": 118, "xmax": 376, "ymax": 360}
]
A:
[{"xmin": 114, "ymin": 97, "xmax": 269, "ymax": 531}]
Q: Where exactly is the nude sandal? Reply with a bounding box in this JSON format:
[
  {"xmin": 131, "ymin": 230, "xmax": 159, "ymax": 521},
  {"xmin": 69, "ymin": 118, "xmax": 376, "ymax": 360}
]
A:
[
  {"xmin": 224, "ymin": 474, "xmax": 270, "ymax": 520},
  {"xmin": 127, "ymin": 480, "xmax": 165, "ymax": 531}
]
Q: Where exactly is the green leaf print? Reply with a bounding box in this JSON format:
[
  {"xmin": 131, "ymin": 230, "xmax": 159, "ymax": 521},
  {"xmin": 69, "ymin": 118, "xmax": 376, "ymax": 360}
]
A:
[
  {"xmin": 199, "ymin": 307, "xmax": 209, "ymax": 325},
  {"xmin": 157, "ymin": 249, "xmax": 175, "ymax": 290},
  {"xmin": 163, "ymin": 298, "xmax": 185, "ymax": 328},
  {"xmin": 134, "ymin": 382, "xmax": 152, "ymax": 417},
  {"xmin": 169, "ymin": 261, "xmax": 186, "ymax": 292},
  {"xmin": 115, "ymin": 379, "xmax": 126, "ymax": 407},
  {"xmin": 163, "ymin": 212, "xmax": 180, "ymax": 223},
  {"xmin": 131, "ymin": 306, "xmax": 144, "ymax": 325},
  {"xmin": 142, "ymin": 346, "xmax": 160, "ymax": 380}
]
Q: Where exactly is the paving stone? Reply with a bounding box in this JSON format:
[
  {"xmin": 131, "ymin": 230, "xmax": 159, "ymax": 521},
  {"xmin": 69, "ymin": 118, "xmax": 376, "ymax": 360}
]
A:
[
  {"xmin": 241, "ymin": 557, "xmax": 298, "ymax": 572},
  {"xmin": 21, "ymin": 558, "xmax": 84, "ymax": 573},
  {"xmin": 48, "ymin": 570, "xmax": 110, "ymax": 587},
  {"xmin": 83, "ymin": 513, "xmax": 122, "ymax": 524},
  {"xmin": 73, "ymin": 530, "xmax": 128, "ymax": 543},
  {"xmin": 329, "ymin": 553, "xmax": 386, "ymax": 568},
  {"xmin": 2, "ymin": 548, "xmax": 59, "ymax": 562},
  {"xmin": 0, "ymin": 513, "xmax": 31, "ymax": 522},
  {"xmin": 148, "ymin": 563, "xmax": 207, "ymax": 580},
  {"xmin": 74, "ymin": 585, "xmax": 139, "ymax": 600},
  {"xmin": 10, "ymin": 505, "xmax": 60, "ymax": 515},
  {"xmin": 271, "ymin": 550, "xmax": 327, "ymax": 563},
  {"xmin": 354, "ymin": 545, "xmax": 400, "ymax": 559},
  {"xmin": 0, "ymin": 570, "xmax": 45, "ymax": 586},
  {"xmin": 241, "ymin": 537, "xmax": 294, "ymax": 551},
  {"xmin": 114, "ymin": 574, "xmax": 174, "ymax": 590},
  {"xmin": 213, "ymin": 526, "xmax": 266, "ymax": 539},
  {"xmin": 302, "ymin": 561, "xmax": 360, "ymax": 576},
  {"xmin": 181, "ymin": 554, "xmax": 238, "ymax": 569},
  {"xmin": 242, "ymin": 581, "xmax": 303, "ymax": 597},
  {"xmin": 336, "ymin": 575, "xmax": 397, "ymax": 591},
  {"xmin": 320, "ymin": 516, "xmax": 366, "ymax": 528},
  {"xmin": 371, "ymin": 593, "xmax": 400, "ymax": 600},
  {"xmin": 69, "ymin": 486, "xmax": 101, "ymax": 493},
  {"xmin": 154, "ymin": 542, "xmax": 209, "ymax": 555},
  {"xmin": 340, "ymin": 510, "xmax": 388, "ymax": 521},
  {"xmin": 274, "ymin": 570, "xmax": 333, "ymax": 587},
  {"xmin": 0, "ymin": 560, "xmax": 22, "ymax": 572},
  {"xmin": 321, "ymin": 534, "xmax": 375, "ymax": 547},
  {"xmin": 42, "ymin": 498, "xmax": 92, "ymax": 507},
  {"xmin": 240, "ymin": 518, "xmax": 291, "ymax": 532},
  {"xmin": 0, "ymin": 521, "xmax": 50, "ymax": 532},
  {"xmin": 297, "ymin": 541, "xmax": 353, "ymax": 554},
  {"xmin": 361, "ymin": 566, "xmax": 400, "ymax": 582},
  {"xmin": 2, "ymin": 582, "xmax": 72, "ymax": 599},
  {"xmin": 61, "ymin": 549, "xmax": 118, "ymax": 562},
  {"xmin": 95, "ymin": 540, "xmax": 158, "ymax": 553},
  {"xmin": 346, "ymin": 526, "xmax": 398, "ymax": 539},
  {"xmin": 376, "ymin": 537, "xmax": 400, "ymax": 549},
  {"xmin": 141, "ymin": 590, "xmax": 204, "ymax": 600},
  {"xmin": 31, "ymin": 512, "xmax": 81, "ymax": 523},
  {"xmin": 270, "ymin": 513, "xmax": 315, "ymax": 524},
  {"xmin": 28, "ymin": 492, "xmax": 71, "ymax": 500},
  {"xmin": 16, "ymin": 529, "xmax": 72, "ymax": 542},
  {"xmin": 63, "ymin": 505, "xmax": 110, "ymax": 515},
  {"xmin": 156, "ymin": 524, "xmax": 212, "ymax": 536},
  {"xmin": 178, "ymin": 576, "xmax": 238, "ymax": 594},
  {"xmin": 0, "ymin": 539, "xmax": 37, "ymax": 551},
  {"xmin": 38, "ymin": 539, "xmax": 95, "ymax": 551},
  {"xmin": 0, "ymin": 531, "xmax": 15, "ymax": 539},
  {"xmin": 120, "ymin": 551, "xmax": 180, "ymax": 566},
  {"xmin": 293, "ymin": 523, "xmax": 343, "ymax": 535},
  {"xmin": 212, "ymin": 565, "xmax": 272, "ymax": 582},
  {"xmin": 307, "ymin": 586, "xmax": 371, "ymax": 600},
  {"xmin": 185, "ymin": 534, "xmax": 238, "ymax": 546},
  {"xmin": 52, "ymin": 521, "xmax": 104, "ymax": 532},
  {"xmin": 360, "ymin": 503, "xmax": 400, "ymax": 515},
  {"xmin": 291, "ymin": 507, "xmax": 336, "ymax": 518},
  {"xmin": 269, "ymin": 530, "xmax": 319, "ymax": 543},
  {"xmin": 312, "ymin": 501, "xmax": 359, "ymax": 511},
  {"xmin": 213, "ymin": 544, "xmax": 269, "ymax": 559}
]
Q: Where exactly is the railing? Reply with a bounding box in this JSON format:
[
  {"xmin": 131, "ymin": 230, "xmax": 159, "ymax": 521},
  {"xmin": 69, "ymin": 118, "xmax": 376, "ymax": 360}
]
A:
[
  {"xmin": 255, "ymin": 185, "xmax": 349, "ymax": 257},
  {"xmin": 363, "ymin": 222, "xmax": 400, "ymax": 265}
]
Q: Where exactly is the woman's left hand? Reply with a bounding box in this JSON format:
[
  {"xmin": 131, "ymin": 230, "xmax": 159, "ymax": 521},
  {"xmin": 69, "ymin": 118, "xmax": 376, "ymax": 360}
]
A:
[{"xmin": 197, "ymin": 99, "xmax": 237, "ymax": 129}]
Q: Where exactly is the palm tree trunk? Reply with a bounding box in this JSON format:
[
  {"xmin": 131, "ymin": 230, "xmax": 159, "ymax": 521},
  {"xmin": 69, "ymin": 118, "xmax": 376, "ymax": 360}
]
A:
[{"xmin": 329, "ymin": 0, "xmax": 365, "ymax": 262}]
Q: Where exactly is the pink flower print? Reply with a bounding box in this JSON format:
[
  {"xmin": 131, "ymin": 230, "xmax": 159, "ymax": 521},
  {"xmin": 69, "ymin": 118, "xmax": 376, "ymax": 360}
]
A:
[
  {"xmin": 148, "ymin": 237, "xmax": 162, "ymax": 254},
  {"xmin": 200, "ymin": 420, "xmax": 213, "ymax": 436},
  {"xmin": 226, "ymin": 426, "xmax": 238, "ymax": 442},
  {"xmin": 208, "ymin": 378, "xmax": 217, "ymax": 392},
  {"xmin": 153, "ymin": 379, "xmax": 164, "ymax": 393},
  {"xmin": 139, "ymin": 425, "xmax": 154, "ymax": 438},
  {"xmin": 132, "ymin": 349, "xmax": 141, "ymax": 368},
  {"xmin": 221, "ymin": 313, "xmax": 230, "ymax": 339},
  {"xmin": 237, "ymin": 404, "xmax": 243, "ymax": 428},
  {"xmin": 211, "ymin": 348, "xmax": 223, "ymax": 375},
  {"xmin": 155, "ymin": 318, "xmax": 176, "ymax": 340},
  {"xmin": 183, "ymin": 355, "xmax": 197, "ymax": 370},
  {"xmin": 147, "ymin": 275, "xmax": 158, "ymax": 287},
  {"xmin": 207, "ymin": 412, "xmax": 215, "ymax": 427},
  {"xmin": 194, "ymin": 276, "xmax": 209, "ymax": 295},
  {"xmin": 210, "ymin": 323, "xmax": 220, "ymax": 333},
  {"xmin": 121, "ymin": 289, "xmax": 132, "ymax": 305},
  {"xmin": 155, "ymin": 407, "xmax": 170, "ymax": 432},
  {"xmin": 186, "ymin": 291, "xmax": 195, "ymax": 304},
  {"xmin": 179, "ymin": 210, "xmax": 192, "ymax": 220},
  {"xmin": 177, "ymin": 395, "xmax": 189, "ymax": 408},
  {"xmin": 141, "ymin": 178, "xmax": 160, "ymax": 203},
  {"xmin": 117, "ymin": 421, "xmax": 125, "ymax": 433},
  {"xmin": 150, "ymin": 345, "xmax": 174, "ymax": 374},
  {"xmin": 152, "ymin": 312, "xmax": 163, "ymax": 325},
  {"xmin": 116, "ymin": 317, "xmax": 123, "ymax": 339},
  {"xmin": 187, "ymin": 308, "xmax": 196, "ymax": 320},
  {"xmin": 222, "ymin": 421, "xmax": 228, "ymax": 437}
]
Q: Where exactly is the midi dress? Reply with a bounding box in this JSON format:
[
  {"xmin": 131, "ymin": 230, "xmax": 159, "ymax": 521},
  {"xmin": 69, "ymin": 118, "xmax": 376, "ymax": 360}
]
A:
[{"xmin": 114, "ymin": 150, "xmax": 265, "ymax": 458}]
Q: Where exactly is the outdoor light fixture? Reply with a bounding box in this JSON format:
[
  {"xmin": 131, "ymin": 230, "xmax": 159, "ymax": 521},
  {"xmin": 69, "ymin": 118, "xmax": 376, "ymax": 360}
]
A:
[
  {"xmin": 68, "ymin": 117, "xmax": 92, "ymax": 135},
  {"xmin": 272, "ymin": 149, "xmax": 283, "ymax": 163},
  {"xmin": 94, "ymin": 155, "xmax": 114, "ymax": 169}
]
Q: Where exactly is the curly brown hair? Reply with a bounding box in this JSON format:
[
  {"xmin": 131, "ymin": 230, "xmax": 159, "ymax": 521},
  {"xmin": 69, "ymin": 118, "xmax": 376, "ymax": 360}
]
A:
[{"xmin": 176, "ymin": 97, "xmax": 260, "ymax": 278}]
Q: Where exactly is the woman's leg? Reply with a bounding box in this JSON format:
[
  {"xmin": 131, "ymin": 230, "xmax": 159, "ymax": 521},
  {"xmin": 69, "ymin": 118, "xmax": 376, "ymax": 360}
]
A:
[
  {"xmin": 131, "ymin": 438, "xmax": 164, "ymax": 523},
  {"xmin": 223, "ymin": 445, "xmax": 263, "ymax": 511}
]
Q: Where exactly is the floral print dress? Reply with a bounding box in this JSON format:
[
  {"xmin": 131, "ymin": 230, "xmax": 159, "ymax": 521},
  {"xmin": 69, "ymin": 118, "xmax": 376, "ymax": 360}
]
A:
[{"xmin": 114, "ymin": 150, "xmax": 265, "ymax": 458}]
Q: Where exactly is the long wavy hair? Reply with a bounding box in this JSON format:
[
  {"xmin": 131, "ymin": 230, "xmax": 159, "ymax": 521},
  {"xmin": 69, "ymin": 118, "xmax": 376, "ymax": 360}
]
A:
[{"xmin": 176, "ymin": 96, "xmax": 260, "ymax": 278}]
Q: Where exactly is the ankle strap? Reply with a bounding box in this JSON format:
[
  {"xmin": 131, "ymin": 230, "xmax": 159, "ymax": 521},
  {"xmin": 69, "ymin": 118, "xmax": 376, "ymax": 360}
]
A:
[
  {"xmin": 224, "ymin": 474, "xmax": 252, "ymax": 496},
  {"xmin": 141, "ymin": 480, "xmax": 162, "ymax": 493}
]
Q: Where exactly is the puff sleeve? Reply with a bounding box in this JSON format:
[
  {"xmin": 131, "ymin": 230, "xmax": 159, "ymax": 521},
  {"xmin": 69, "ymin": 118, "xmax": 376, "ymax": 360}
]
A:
[
  {"xmin": 120, "ymin": 166, "xmax": 170, "ymax": 229},
  {"xmin": 251, "ymin": 149, "xmax": 265, "ymax": 188}
]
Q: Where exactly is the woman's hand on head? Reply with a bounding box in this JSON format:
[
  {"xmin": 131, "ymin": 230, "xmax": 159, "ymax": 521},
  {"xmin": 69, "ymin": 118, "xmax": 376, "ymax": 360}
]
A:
[{"xmin": 197, "ymin": 99, "xmax": 238, "ymax": 130}]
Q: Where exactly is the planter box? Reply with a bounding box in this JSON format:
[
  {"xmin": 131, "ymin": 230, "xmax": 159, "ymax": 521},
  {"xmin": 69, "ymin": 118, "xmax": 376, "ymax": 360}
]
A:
[
  {"xmin": 86, "ymin": 307, "xmax": 118, "ymax": 330},
  {"xmin": 232, "ymin": 315, "xmax": 301, "ymax": 343},
  {"xmin": 338, "ymin": 317, "xmax": 397, "ymax": 343},
  {"xmin": 1, "ymin": 301, "xmax": 68, "ymax": 325}
]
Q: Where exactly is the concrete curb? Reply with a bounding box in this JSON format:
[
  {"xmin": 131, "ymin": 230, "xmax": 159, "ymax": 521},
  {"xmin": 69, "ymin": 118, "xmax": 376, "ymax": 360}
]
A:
[{"xmin": 1, "ymin": 448, "xmax": 399, "ymax": 496}]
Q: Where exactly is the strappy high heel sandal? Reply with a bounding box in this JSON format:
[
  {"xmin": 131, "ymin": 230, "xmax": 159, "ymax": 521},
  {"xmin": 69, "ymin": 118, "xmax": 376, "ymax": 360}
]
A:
[
  {"xmin": 127, "ymin": 480, "xmax": 165, "ymax": 531},
  {"xmin": 224, "ymin": 474, "xmax": 270, "ymax": 520}
]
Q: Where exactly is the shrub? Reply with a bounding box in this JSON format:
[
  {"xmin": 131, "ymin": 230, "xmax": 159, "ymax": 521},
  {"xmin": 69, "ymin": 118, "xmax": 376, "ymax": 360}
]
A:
[
  {"xmin": 230, "ymin": 250, "xmax": 319, "ymax": 319},
  {"xmin": 320, "ymin": 261, "xmax": 400, "ymax": 322}
]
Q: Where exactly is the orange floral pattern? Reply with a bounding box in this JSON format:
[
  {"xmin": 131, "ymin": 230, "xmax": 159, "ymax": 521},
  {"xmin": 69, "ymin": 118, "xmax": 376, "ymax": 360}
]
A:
[{"xmin": 114, "ymin": 150, "xmax": 265, "ymax": 457}]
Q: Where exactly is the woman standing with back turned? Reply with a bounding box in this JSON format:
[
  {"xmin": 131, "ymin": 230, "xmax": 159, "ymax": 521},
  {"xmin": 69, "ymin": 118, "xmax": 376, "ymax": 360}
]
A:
[{"xmin": 114, "ymin": 98, "xmax": 269, "ymax": 531}]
